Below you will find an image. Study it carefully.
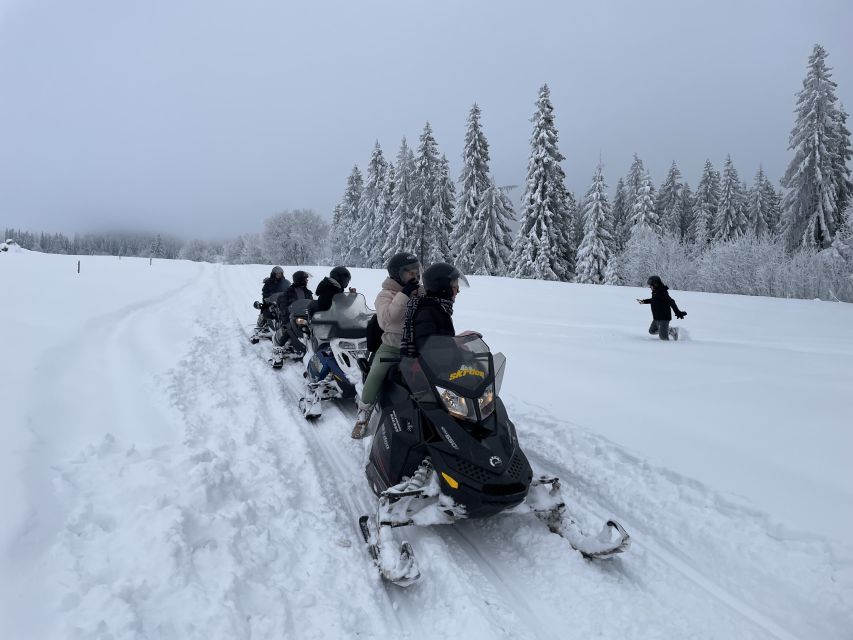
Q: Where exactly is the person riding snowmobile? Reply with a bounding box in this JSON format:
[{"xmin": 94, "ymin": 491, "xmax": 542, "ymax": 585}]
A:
[
  {"xmin": 637, "ymin": 275, "xmax": 686, "ymax": 340},
  {"xmin": 255, "ymin": 266, "xmax": 291, "ymax": 330},
  {"xmin": 400, "ymin": 262, "xmax": 469, "ymax": 358},
  {"xmin": 281, "ymin": 270, "xmax": 314, "ymax": 315},
  {"xmin": 311, "ymin": 266, "xmax": 355, "ymax": 315},
  {"xmin": 270, "ymin": 271, "xmax": 314, "ymax": 363},
  {"xmin": 351, "ymin": 252, "xmax": 424, "ymax": 439}
]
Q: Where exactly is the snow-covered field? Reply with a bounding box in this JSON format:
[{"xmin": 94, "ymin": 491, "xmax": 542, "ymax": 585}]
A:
[{"xmin": 1, "ymin": 249, "xmax": 851, "ymax": 639}]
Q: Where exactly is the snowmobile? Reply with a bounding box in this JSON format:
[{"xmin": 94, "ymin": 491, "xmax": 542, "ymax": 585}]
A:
[
  {"xmin": 249, "ymin": 293, "xmax": 286, "ymax": 344},
  {"xmin": 359, "ymin": 334, "xmax": 630, "ymax": 586},
  {"xmin": 269, "ymin": 298, "xmax": 312, "ymax": 369},
  {"xmin": 297, "ymin": 293, "xmax": 372, "ymax": 419}
]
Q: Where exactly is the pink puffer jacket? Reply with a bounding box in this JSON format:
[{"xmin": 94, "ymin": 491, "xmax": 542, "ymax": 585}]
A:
[{"xmin": 374, "ymin": 277, "xmax": 423, "ymax": 347}]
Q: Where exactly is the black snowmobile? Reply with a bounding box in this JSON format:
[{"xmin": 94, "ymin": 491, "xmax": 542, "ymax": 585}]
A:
[
  {"xmin": 249, "ymin": 292, "xmax": 287, "ymax": 344},
  {"xmin": 359, "ymin": 334, "xmax": 630, "ymax": 586},
  {"xmin": 269, "ymin": 298, "xmax": 312, "ymax": 368}
]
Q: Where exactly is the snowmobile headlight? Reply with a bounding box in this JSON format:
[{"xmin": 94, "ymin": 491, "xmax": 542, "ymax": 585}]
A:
[
  {"xmin": 478, "ymin": 384, "xmax": 495, "ymax": 418},
  {"xmin": 296, "ymin": 317, "xmax": 308, "ymax": 325},
  {"xmin": 435, "ymin": 386, "xmax": 476, "ymax": 422}
]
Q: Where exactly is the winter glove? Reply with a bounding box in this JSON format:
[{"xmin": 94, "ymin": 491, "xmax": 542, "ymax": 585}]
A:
[
  {"xmin": 675, "ymin": 311, "xmax": 687, "ymax": 319},
  {"xmin": 401, "ymin": 281, "xmax": 420, "ymax": 296}
]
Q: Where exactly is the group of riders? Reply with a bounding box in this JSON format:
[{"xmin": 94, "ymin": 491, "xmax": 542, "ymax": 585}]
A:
[
  {"xmin": 251, "ymin": 252, "xmax": 469, "ymax": 439},
  {"xmin": 250, "ymin": 253, "xmax": 638, "ymax": 581}
]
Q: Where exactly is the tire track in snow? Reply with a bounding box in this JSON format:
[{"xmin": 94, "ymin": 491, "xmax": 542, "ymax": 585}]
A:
[
  {"xmin": 215, "ymin": 266, "xmax": 413, "ymax": 639},
  {"xmin": 519, "ymin": 416, "xmax": 817, "ymax": 640}
]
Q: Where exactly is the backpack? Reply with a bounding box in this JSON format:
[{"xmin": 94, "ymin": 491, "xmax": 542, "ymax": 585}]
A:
[{"xmin": 365, "ymin": 314, "xmax": 384, "ymax": 353}]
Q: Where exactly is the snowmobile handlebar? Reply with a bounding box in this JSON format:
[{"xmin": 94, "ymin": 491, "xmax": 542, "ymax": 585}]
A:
[{"xmin": 379, "ymin": 357, "xmax": 402, "ymax": 363}]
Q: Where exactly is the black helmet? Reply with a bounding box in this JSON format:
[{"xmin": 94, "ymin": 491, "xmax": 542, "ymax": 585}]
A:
[
  {"xmin": 646, "ymin": 275, "xmax": 663, "ymax": 288},
  {"xmin": 329, "ymin": 266, "xmax": 351, "ymax": 289},
  {"xmin": 423, "ymin": 262, "xmax": 469, "ymax": 299},
  {"xmin": 293, "ymin": 270, "xmax": 310, "ymax": 287},
  {"xmin": 387, "ymin": 251, "xmax": 420, "ymax": 283},
  {"xmin": 271, "ymin": 266, "xmax": 284, "ymax": 278}
]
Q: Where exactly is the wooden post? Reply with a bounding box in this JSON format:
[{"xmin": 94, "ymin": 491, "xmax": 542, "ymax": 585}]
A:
[
  {"xmin": 149, "ymin": 257, "xmax": 152, "ymax": 266},
  {"xmin": 77, "ymin": 260, "xmax": 80, "ymax": 274}
]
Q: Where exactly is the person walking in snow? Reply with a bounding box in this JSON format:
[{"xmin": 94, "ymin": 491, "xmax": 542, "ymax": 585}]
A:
[
  {"xmin": 351, "ymin": 252, "xmax": 423, "ymax": 439},
  {"xmin": 637, "ymin": 275, "xmax": 686, "ymax": 340}
]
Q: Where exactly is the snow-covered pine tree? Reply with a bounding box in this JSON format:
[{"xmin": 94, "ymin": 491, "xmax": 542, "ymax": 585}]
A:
[
  {"xmin": 714, "ymin": 155, "xmax": 745, "ymax": 242},
  {"xmin": 509, "ymin": 84, "xmax": 573, "ymax": 280},
  {"xmin": 782, "ymin": 44, "xmax": 846, "ymax": 249},
  {"xmin": 453, "ymin": 103, "xmax": 492, "ymax": 270},
  {"xmin": 383, "ymin": 139, "xmax": 417, "ymax": 262},
  {"xmin": 625, "ymin": 154, "xmax": 646, "ymax": 205},
  {"xmin": 630, "ymin": 170, "xmax": 660, "ymax": 235},
  {"xmin": 350, "ymin": 142, "xmax": 389, "ymax": 267},
  {"xmin": 678, "ymin": 183, "xmax": 694, "ymax": 241},
  {"xmin": 657, "ymin": 161, "xmax": 683, "ymax": 238},
  {"xmin": 465, "ymin": 180, "xmax": 516, "ymax": 276},
  {"xmin": 425, "ymin": 154, "xmax": 456, "ymax": 265},
  {"xmin": 378, "ymin": 159, "xmax": 396, "ymax": 246},
  {"xmin": 832, "ymin": 105, "xmax": 853, "ymax": 230},
  {"xmin": 330, "ymin": 165, "xmax": 363, "ymax": 264},
  {"xmin": 691, "ymin": 159, "xmax": 720, "ymax": 245},
  {"xmin": 568, "ymin": 190, "xmax": 584, "ymax": 260},
  {"xmin": 576, "ymin": 164, "xmax": 614, "ymax": 284},
  {"xmin": 411, "ymin": 123, "xmax": 441, "ymax": 265},
  {"xmin": 748, "ymin": 167, "xmax": 775, "ymax": 237},
  {"xmin": 150, "ymin": 234, "xmax": 163, "ymax": 258},
  {"xmin": 763, "ymin": 179, "xmax": 783, "ymax": 235},
  {"xmin": 611, "ymin": 177, "xmax": 632, "ymax": 253}
]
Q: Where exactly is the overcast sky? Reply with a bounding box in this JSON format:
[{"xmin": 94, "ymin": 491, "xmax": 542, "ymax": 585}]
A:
[{"xmin": 1, "ymin": 0, "xmax": 851, "ymax": 240}]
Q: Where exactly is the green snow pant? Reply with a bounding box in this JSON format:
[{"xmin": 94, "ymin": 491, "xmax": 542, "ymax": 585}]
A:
[{"xmin": 360, "ymin": 343, "xmax": 401, "ymax": 405}]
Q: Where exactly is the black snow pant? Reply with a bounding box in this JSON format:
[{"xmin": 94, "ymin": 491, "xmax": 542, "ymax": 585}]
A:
[{"xmin": 649, "ymin": 319, "xmax": 671, "ymax": 340}]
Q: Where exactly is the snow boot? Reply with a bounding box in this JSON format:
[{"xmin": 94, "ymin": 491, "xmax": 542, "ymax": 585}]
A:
[{"xmin": 351, "ymin": 400, "xmax": 374, "ymax": 439}]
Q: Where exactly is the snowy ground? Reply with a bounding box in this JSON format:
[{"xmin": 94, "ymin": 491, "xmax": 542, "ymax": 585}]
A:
[{"xmin": 1, "ymin": 250, "xmax": 851, "ymax": 639}]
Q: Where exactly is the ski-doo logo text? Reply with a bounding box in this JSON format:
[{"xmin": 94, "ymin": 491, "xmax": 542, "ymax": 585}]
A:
[
  {"xmin": 489, "ymin": 456, "xmax": 502, "ymax": 468},
  {"xmin": 389, "ymin": 411, "xmax": 401, "ymax": 434},
  {"xmin": 439, "ymin": 427, "xmax": 459, "ymax": 449},
  {"xmin": 449, "ymin": 366, "xmax": 485, "ymax": 381}
]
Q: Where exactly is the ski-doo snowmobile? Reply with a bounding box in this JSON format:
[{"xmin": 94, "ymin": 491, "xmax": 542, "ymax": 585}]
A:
[
  {"xmin": 359, "ymin": 334, "xmax": 630, "ymax": 586},
  {"xmin": 269, "ymin": 298, "xmax": 312, "ymax": 369},
  {"xmin": 298, "ymin": 293, "xmax": 372, "ymax": 418},
  {"xmin": 249, "ymin": 293, "xmax": 287, "ymax": 344}
]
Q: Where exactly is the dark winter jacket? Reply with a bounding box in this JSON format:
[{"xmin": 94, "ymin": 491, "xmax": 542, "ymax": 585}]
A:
[
  {"xmin": 279, "ymin": 285, "xmax": 313, "ymax": 317},
  {"xmin": 641, "ymin": 285, "xmax": 684, "ymax": 321},
  {"xmin": 410, "ymin": 296, "xmax": 456, "ymax": 356},
  {"xmin": 311, "ymin": 277, "xmax": 343, "ymax": 314},
  {"xmin": 262, "ymin": 275, "xmax": 290, "ymax": 300}
]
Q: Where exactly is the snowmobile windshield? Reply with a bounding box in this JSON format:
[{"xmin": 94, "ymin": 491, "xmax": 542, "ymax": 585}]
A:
[
  {"xmin": 415, "ymin": 335, "xmax": 502, "ymax": 399},
  {"xmin": 311, "ymin": 293, "xmax": 374, "ymax": 341}
]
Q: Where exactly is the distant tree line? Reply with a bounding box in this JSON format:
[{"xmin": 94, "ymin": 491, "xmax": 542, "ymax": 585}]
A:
[{"xmin": 1, "ymin": 228, "xmax": 182, "ymax": 259}]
